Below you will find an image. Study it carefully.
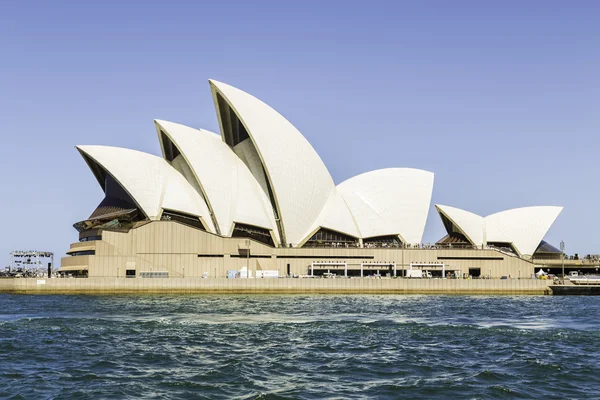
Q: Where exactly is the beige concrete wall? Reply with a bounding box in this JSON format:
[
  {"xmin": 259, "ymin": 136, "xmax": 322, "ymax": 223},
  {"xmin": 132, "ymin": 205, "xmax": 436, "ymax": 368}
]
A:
[
  {"xmin": 0, "ymin": 279, "xmax": 14, "ymax": 292},
  {"xmin": 67, "ymin": 242, "xmax": 96, "ymax": 251},
  {"xmin": 1, "ymin": 277, "xmax": 552, "ymax": 295},
  {"xmin": 60, "ymin": 221, "xmax": 536, "ymax": 279}
]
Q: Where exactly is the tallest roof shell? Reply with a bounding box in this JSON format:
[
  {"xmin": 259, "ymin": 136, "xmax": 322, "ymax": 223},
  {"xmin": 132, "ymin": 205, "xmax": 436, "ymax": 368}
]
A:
[{"xmin": 209, "ymin": 80, "xmax": 336, "ymax": 246}]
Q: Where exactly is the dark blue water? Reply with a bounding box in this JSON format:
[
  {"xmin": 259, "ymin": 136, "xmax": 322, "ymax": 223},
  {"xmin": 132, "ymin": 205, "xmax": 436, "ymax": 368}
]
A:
[{"xmin": 1, "ymin": 295, "xmax": 599, "ymax": 399}]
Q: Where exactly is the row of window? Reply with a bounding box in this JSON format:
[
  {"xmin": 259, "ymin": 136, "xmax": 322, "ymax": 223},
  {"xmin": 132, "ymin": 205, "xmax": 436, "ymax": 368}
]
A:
[
  {"xmin": 161, "ymin": 210, "xmax": 206, "ymax": 231},
  {"xmin": 139, "ymin": 271, "xmax": 169, "ymax": 278},
  {"xmin": 80, "ymin": 236, "xmax": 102, "ymax": 242},
  {"xmin": 232, "ymin": 223, "xmax": 274, "ymax": 246},
  {"xmin": 70, "ymin": 250, "xmax": 95, "ymax": 257}
]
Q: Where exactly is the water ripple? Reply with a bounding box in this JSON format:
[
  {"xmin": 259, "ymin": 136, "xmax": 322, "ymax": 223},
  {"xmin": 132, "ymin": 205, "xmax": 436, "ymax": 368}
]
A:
[{"xmin": 1, "ymin": 294, "xmax": 600, "ymax": 399}]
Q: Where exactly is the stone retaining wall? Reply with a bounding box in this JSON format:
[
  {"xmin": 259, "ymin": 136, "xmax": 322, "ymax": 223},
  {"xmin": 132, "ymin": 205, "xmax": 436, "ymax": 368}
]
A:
[{"xmin": 0, "ymin": 278, "xmax": 552, "ymax": 295}]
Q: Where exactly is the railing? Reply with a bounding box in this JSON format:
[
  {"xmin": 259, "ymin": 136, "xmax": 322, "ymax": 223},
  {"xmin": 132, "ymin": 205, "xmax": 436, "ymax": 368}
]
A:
[
  {"xmin": 303, "ymin": 242, "xmax": 361, "ymax": 248},
  {"xmin": 534, "ymin": 257, "xmax": 600, "ymax": 265},
  {"xmin": 302, "ymin": 242, "xmax": 516, "ymax": 251}
]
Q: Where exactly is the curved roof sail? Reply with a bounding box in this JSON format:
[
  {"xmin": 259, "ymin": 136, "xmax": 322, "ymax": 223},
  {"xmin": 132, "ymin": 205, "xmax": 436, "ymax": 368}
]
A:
[
  {"xmin": 72, "ymin": 79, "xmax": 571, "ymax": 257},
  {"xmin": 209, "ymin": 80, "xmax": 335, "ymax": 246},
  {"xmin": 298, "ymin": 189, "xmax": 361, "ymax": 246},
  {"xmin": 156, "ymin": 120, "xmax": 279, "ymax": 242},
  {"xmin": 435, "ymin": 204, "xmax": 563, "ymax": 256},
  {"xmin": 435, "ymin": 204, "xmax": 484, "ymax": 246},
  {"xmin": 338, "ymin": 168, "xmax": 434, "ymax": 245},
  {"xmin": 77, "ymin": 145, "xmax": 215, "ymax": 232},
  {"xmin": 485, "ymin": 206, "xmax": 563, "ymax": 257}
]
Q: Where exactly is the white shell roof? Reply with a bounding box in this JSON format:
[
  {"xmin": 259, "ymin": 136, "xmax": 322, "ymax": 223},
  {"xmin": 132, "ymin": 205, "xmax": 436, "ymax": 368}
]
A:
[
  {"xmin": 435, "ymin": 204, "xmax": 563, "ymax": 256},
  {"xmin": 210, "ymin": 80, "xmax": 335, "ymax": 246},
  {"xmin": 485, "ymin": 206, "xmax": 563, "ymax": 257},
  {"xmin": 338, "ymin": 168, "xmax": 435, "ymax": 244},
  {"xmin": 435, "ymin": 204, "xmax": 484, "ymax": 245},
  {"xmin": 299, "ymin": 189, "xmax": 361, "ymax": 245},
  {"xmin": 73, "ymin": 80, "xmax": 499, "ymax": 249},
  {"xmin": 155, "ymin": 120, "xmax": 279, "ymax": 241},
  {"xmin": 77, "ymin": 145, "xmax": 215, "ymax": 232}
]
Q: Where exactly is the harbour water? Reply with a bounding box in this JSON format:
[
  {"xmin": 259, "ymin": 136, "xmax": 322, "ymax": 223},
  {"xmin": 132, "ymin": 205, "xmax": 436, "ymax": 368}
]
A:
[{"xmin": 1, "ymin": 294, "xmax": 599, "ymax": 399}]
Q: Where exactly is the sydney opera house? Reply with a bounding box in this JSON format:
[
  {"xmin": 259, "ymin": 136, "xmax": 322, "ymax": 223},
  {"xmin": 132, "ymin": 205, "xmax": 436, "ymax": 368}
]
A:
[{"xmin": 61, "ymin": 80, "xmax": 563, "ymax": 279}]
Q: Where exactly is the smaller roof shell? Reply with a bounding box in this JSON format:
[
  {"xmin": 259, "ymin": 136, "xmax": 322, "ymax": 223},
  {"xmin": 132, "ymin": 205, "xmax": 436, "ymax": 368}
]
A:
[
  {"xmin": 338, "ymin": 168, "xmax": 434, "ymax": 244},
  {"xmin": 485, "ymin": 206, "xmax": 563, "ymax": 257},
  {"xmin": 77, "ymin": 145, "xmax": 215, "ymax": 232},
  {"xmin": 155, "ymin": 120, "xmax": 279, "ymax": 242},
  {"xmin": 298, "ymin": 189, "xmax": 361, "ymax": 246},
  {"xmin": 435, "ymin": 204, "xmax": 484, "ymax": 245},
  {"xmin": 435, "ymin": 204, "xmax": 563, "ymax": 256}
]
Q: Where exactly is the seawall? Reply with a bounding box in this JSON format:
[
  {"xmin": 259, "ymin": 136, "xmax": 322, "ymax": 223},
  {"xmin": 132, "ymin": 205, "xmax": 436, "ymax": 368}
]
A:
[
  {"xmin": 0, "ymin": 278, "xmax": 552, "ymax": 295},
  {"xmin": 549, "ymin": 285, "xmax": 600, "ymax": 296}
]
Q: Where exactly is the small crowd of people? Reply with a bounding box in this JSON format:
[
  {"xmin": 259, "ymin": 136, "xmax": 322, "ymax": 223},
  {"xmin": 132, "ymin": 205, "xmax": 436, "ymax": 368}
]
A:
[
  {"xmin": 363, "ymin": 242, "xmax": 401, "ymax": 249},
  {"xmin": 304, "ymin": 241, "xmax": 506, "ymax": 250},
  {"xmin": 305, "ymin": 241, "xmax": 361, "ymax": 248},
  {"xmin": 582, "ymin": 254, "xmax": 600, "ymax": 262}
]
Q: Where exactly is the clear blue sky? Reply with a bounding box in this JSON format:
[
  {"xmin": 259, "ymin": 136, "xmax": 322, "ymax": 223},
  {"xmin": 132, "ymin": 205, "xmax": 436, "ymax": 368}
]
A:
[{"xmin": 1, "ymin": 0, "xmax": 598, "ymax": 265}]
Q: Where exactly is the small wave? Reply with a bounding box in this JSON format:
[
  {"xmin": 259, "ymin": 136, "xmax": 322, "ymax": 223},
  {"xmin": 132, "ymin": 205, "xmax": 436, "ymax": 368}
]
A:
[
  {"xmin": 2, "ymin": 294, "xmax": 600, "ymax": 399},
  {"xmin": 471, "ymin": 369, "xmax": 512, "ymax": 382}
]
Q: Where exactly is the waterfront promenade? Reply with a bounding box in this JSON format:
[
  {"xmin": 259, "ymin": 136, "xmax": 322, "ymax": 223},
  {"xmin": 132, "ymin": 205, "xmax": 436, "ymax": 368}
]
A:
[{"xmin": 0, "ymin": 278, "xmax": 552, "ymax": 295}]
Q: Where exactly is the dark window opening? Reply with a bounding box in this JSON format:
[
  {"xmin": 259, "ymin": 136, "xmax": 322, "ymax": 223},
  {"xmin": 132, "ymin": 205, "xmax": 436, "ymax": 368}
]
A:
[
  {"xmin": 533, "ymin": 240, "xmax": 563, "ymax": 260},
  {"xmin": 80, "ymin": 235, "xmax": 102, "ymax": 242},
  {"xmin": 487, "ymin": 242, "xmax": 518, "ymax": 255},
  {"xmin": 304, "ymin": 228, "xmax": 359, "ymax": 248},
  {"xmin": 310, "ymin": 267, "xmax": 347, "ymax": 277},
  {"xmin": 81, "ymin": 153, "xmax": 107, "ymax": 190},
  {"xmin": 469, "ymin": 268, "xmax": 481, "ymax": 278},
  {"xmin": 363, "ymin": 235, "xmax": 401, "ymax": 248},
  {"xmin": 161, "ymin": 131, "xmax": 181, "ymax": 162},
  {"xmin": 126, "ymin": 269, "xmax": 136, "ymax": 278},
  {"xmin": 70, "ymin": 250, "xmax": 95, "ymax": 257},
  {"xmin": 79, "ymin": 229, "xmax": 103, "ymax": 242},
  {"xmin": 161, "ymin": 210, "xmax": 206, "ymax": 231},
  {"xmin": 58, "ymin": 269, "xmax": 88, "ymax": 278},
  {"xmin": 74, "ymin": 169, "xmax": 145, "ymax": 233},
  {"xmin": 140, "ymin": 271, "xmax": 169, "ymax": 278},
  {"xmin": 217, "ymin": 93, "xmax": 250, "ymax": 147},
  {"xmin": 437, "ymin": 214, "xmax": 474, "ymax": 248},
  {"xmin": 440, "ymin": 213, "xmax": 460, "ymax": 236},
  {"xmin": 436, "ymin": 232, "xmax": 475, "ymax": 249},
  {"xmin": 229, "ymin": 254, "xmax": 272, "ymax": 259},
  {"xmin": 89, "ymin": 174, "xmax": 138, "ymax": 219},
  {"xmin": 232, "ymin": 223, "xmax": 274, "ymax": 247}
]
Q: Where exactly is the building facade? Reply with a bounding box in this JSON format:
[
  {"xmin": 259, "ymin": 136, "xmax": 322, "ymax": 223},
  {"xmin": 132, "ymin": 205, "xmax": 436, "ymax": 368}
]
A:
[
  {"xmin": 62, "ymin": 220, "xmax": 538, "ymax": 279},
  {"xmin": 61, "ymin": 80, "xmax": 561, "ymax": 279}
]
